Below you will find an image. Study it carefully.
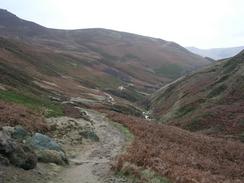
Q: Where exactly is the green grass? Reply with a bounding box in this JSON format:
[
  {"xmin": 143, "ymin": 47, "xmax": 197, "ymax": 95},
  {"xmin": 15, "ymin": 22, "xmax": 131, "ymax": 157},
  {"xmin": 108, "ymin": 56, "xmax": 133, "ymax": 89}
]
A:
[
  {"xmin": 116, "ymin": 164, "xmax": 171, "ymax": 183},
  {"xmin": 112, "ymin": 122, "xmax": 134, "ymax": 142},
  {"xmin": 176, "ymin": 105, "xmax": 195, "ymax": 118},
  {"xmin": 141, "ymin": 169, "xmax": 171, "ymax": 183},
  {"xmin": 155, "ymin": 64, "xmax": 184, "ymax": 79},
  {"xmin": 208, "ymin": 84, "xmax": 227, "ymax": 98},
  {"xmin": 239, "ymin": 119, "xmax": 244, "ymax": 127},
  {"xmin": 214, "ymin": 75, "xmax": 229, "ymax": 84},
  {"xmin": 223, "ymin": 59, "xmax": 239, "ymax": 74},
  {"xmin": 106, "ymin": 88, "xmax": 144, "ymax": 102},
  {"xmin": 0, "ymin": 90, "xmax": 63, "ymax": 117},
  {"xmin": 111, "ymin": 104, "xmax": 143, "ymax": 117},
  {"xmin": 85, "ymin": 75, "xmax": 122, "ymax": 89}
]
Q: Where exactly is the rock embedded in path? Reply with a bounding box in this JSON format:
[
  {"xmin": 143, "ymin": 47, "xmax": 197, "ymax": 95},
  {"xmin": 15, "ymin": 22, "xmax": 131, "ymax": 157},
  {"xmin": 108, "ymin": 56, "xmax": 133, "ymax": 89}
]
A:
[
  {"xmin": 79, "ymin": 128, "xmax": 99, "ymax": 142},
  {"xmin": 35, "ymin": 149, "xmax": 68, "ymax": 165}
]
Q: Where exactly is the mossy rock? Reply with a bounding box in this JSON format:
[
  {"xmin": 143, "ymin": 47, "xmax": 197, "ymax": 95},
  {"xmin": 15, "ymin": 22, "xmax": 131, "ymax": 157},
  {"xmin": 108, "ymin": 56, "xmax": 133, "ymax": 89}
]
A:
[{"xmin": 79, "ymin": 130, "xmax": 99, "ymax": 142}]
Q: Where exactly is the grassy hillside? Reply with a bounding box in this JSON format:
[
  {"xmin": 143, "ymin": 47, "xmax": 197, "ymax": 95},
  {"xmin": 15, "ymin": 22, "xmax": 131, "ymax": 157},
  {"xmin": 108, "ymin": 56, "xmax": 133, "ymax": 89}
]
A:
[
  {"xmin": 147, "ymin": 51, "xmax": 244, "ymax": 141},
  {"xmin": 0, "ymin": 9, "xmax": 209, "ymax": 102}
]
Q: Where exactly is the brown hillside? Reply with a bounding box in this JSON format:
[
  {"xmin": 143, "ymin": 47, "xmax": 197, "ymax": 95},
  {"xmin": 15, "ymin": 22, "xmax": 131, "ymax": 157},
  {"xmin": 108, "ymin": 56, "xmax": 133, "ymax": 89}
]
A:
[
  {"xmin": 0, "ymin": 9, "xmax": 209, "ymax": 99},
  {"xmin": 107, "ymin": 112, "xmax": 244, "ymax": 183},
  {"xmin": 148, "ymin": 50, "xmax": 244, "ymax": 141}
]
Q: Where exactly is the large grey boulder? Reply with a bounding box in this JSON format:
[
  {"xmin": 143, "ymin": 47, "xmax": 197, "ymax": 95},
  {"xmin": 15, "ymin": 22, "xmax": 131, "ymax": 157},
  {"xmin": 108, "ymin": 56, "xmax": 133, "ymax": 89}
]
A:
[
  {"xmin": 27, "ymin": 133, "xmax": 62, "ymax": 152},
  {"xmin": 2, "ymin": 125, "xmax": 30, "ymax": 142},
  {"xmin": 27, "ymin": 133, "xmax": 68, "ymax": 165},
  {"xmin": 1, "ymin": 126, "xmax": 15, "ymax": 137},
  {"xmin": 0, "ymin": 153, "xmax": 9, "ymax": 166},
  {"xmin": 12, "ymin": 126, "xmax": 29, "ymax": 140},
  {"xmin": 0, "ymin": 131, "xmax": 37, "ymax": 170},
  {"xmin": 8, "ymin": 143, "xmax": 37, "ymax": 170}
]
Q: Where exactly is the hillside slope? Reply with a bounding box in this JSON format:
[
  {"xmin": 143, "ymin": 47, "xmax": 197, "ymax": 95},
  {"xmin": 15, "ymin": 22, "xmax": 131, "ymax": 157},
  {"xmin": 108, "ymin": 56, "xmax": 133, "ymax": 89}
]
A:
[
  {"xmin": 147, "ymin": 50, "xmax": 244, "ymax": 141},
  {"xmin": 187, "ymin": 46, "xmax": 244, "ymax": 60},
  {"xmin": 1, "ymin": 9, "xmax": 244, "ymax": 183},
  {"xmin": 0, "ymin": 9, "xmax": 209, "ymax": 101}
]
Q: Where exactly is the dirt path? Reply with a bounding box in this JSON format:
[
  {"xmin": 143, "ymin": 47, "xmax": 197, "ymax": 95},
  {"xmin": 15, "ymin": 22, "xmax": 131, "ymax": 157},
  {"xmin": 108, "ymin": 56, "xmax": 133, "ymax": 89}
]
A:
[{"xmin": 50, "ymin": 109, "xmax": 128, "ymax": 183}]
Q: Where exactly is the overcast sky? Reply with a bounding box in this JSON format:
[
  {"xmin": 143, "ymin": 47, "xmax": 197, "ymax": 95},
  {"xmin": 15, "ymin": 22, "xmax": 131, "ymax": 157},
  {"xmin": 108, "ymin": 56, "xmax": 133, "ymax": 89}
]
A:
[{"xmin": 1, "ymin": 0, "xmax": 243, "ymax": 49}]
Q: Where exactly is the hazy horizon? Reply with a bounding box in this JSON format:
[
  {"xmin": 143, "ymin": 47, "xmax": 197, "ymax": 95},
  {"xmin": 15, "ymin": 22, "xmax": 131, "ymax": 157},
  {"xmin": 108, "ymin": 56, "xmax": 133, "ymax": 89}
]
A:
[{"xmin": 1, "ymin": 0, "xmax": 243, "ymax": 49}]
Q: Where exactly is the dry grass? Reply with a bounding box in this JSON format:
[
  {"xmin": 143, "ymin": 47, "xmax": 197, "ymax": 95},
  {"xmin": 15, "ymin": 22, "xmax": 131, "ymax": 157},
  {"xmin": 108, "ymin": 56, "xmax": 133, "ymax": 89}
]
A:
[
  {"xmin": 0, "ymin": 101, "xmax": 48, "ymax": 132},
  {"xmin": 107, "ymin": 112, "xmax": 244, "ymax": 183}
]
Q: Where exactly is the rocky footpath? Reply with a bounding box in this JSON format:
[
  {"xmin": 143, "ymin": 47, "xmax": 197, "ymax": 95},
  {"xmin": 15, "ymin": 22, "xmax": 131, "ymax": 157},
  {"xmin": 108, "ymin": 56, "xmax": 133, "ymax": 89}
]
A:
[
  {"xmin": 0, "ymin": 105, "xmax": 129, "ymax": 183},
  {"xmin": 49, "ymin": 109, "xmax": 128, "ymax": 183}
]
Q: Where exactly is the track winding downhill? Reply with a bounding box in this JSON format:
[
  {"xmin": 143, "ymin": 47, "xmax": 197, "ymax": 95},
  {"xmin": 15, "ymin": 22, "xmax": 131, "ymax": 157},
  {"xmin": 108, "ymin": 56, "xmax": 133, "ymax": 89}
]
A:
[{"xmin": 51, "ymin": 109, "xmax": 128, "ymax": 183}]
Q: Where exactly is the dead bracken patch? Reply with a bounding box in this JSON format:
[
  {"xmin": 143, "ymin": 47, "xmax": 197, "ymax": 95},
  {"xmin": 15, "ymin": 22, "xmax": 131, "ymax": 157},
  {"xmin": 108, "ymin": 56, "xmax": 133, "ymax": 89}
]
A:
[
  {"xmin": 107, "ymin": 112, "xmax": 244, "ymax": 183},
  {"xmin": 0, "ymin": 101, "xmax": 48, "ymax": 132},
  {"xmin": 63, "ymin": 104, "xmax": 82, "ymax": 119}
]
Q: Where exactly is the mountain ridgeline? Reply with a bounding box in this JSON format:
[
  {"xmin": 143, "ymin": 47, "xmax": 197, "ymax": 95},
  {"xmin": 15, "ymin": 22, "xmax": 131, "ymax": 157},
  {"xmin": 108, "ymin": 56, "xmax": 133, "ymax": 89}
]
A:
[{"xmin": 0, "ymin": 9, "xmax": 209, "ymax": 103}]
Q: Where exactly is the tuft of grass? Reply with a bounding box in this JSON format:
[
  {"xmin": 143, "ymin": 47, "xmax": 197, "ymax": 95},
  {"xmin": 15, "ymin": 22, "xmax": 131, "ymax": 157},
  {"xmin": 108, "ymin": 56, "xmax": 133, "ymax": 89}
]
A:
[
  {"xmin": 141, "ymin": 169, "xmax": 171, "ymax": 183},
  {"xmin": 0, "ymin": 90, "xmax": 63, "ymax": 117},
  {"xmin": 116, "ymin": 163, "xmax": 171, "ymax": 183},
  {"xmin": 112, "ymin": 122, "xmax": 134, "ymax": 142}
]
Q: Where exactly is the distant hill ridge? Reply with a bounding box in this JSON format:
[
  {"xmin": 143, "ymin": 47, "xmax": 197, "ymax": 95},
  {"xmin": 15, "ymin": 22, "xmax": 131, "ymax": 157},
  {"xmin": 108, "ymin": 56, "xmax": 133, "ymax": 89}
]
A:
[{"xmin": 187, "ymin": 46, "xmax": 244, "ymax": 60}]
